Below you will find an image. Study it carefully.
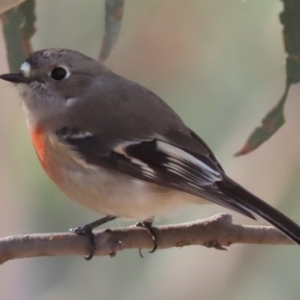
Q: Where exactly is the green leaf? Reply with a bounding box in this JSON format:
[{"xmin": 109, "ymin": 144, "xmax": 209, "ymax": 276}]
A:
[
  {"xmin": 99, "ymin": 0, "xmax": 125, "ymax": 61},
  {"xmin": 237, "ymin": 0, "xmax": 300, "ymax": 155},
  {"xmin": 235, "ymin": 82, "xmax": 290, "ymax": 156},
  {"xmin": 1, "ymin": 0, "xmax": 35, "ymax": 72}
]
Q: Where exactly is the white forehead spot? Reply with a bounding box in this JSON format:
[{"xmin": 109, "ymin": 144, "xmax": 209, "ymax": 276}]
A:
[
  {"xmin": 20, "ymin": 62, "xmax": 31, "ymax": 77},
  {"xmin": 65, "ymin": 98, "xmax": 77, "ymax": 107}
]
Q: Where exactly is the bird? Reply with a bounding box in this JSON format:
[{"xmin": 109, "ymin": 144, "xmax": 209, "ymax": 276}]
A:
[{"xmin": 1, "ymin": 48, "xmax": 300, "ymax": 259}]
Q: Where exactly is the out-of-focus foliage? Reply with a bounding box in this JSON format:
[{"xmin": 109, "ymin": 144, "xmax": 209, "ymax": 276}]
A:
[
  {"xmin": 1, "ymin": 0, "xmax": 35, "ymax": 71},
  {"xmin": 237, "ymin": 0, "xmax": 300, "ymax": 155},
  {"xmin": 0, "ymin": 0, "xmax": 24, "ymax": 14},
  {"xmin": 281, "ymin": 0, "xmax": 300, "ymax": 84},
  {"xmin": 18, "ymin": 0, "xmax": 35, "ymax": 55},
  {"xmin": 1, "ymin": 0, "xmax": 124, "ymax": 71},
  {"xmin": 235, "ymin": 82, "xmax": 290, "ymax": 156},
  {"xmin": 100, "ymin": 0, "xmax": 125, "ymax": 61}
]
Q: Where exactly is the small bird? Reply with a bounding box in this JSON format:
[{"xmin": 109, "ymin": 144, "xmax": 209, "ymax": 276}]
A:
[{"xmin": 1, "ymin": 48, "xmax": 300, "ymax": 259}]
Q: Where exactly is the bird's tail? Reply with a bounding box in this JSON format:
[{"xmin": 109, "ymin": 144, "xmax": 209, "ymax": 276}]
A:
[{"xmin": 217, "ymin": 175, "xmax": 300, "ymax": 245}]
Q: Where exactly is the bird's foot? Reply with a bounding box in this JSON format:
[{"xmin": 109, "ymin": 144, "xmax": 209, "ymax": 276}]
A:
[
  {"xmin": 136, "ymin": 220, "xmax": 158, "ymax": 254},
  {"xmin": 70, "ymin": 215, "xmax": 117, "ymax": 260},
  {"xmin": 71, "ymin": 224, "xmax": 96, "ymax": 260}
]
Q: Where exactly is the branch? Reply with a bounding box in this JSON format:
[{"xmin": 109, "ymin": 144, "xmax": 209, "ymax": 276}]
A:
[{"xmin": 0, "ymin": 214, "xmax": 294, "ymax": 264}]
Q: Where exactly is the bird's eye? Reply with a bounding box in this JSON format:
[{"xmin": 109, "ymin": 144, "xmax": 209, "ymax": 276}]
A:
[{"xmin": 50, "ymin": 67, "xmax": 68, "ymax": 81}]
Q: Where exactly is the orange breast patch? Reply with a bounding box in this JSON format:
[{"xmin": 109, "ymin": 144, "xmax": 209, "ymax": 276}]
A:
[
  {"xmin": 29, "ymin": 125, "xmax": 49, "ymax": 171},
  {"xmin": 29, "ymin": 125, "xmax": 66, "ymax": 188}
]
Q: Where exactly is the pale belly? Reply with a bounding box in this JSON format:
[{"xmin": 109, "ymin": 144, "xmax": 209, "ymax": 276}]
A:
[{"xmin": 58, "ymin": 165, "xmax": 201, "ymax": 219}]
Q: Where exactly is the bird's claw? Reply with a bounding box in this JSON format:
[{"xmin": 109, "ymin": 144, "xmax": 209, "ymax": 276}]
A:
[
  {"xmin": 71, "ymin": 225, "xmax": 96, "ymax": 260},
  {"xmin": 136, "ymin": 221, "xmax": 158, "ymax": 253}
]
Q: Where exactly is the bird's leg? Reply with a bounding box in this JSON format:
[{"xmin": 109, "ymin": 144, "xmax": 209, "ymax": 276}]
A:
[
  {"xmin": 136, "ymin": 218, "xmax": 158, "ymax": 253},
  {"xmin": 71, "ymin": 215, "xmax": 117, "ymax": 260}
]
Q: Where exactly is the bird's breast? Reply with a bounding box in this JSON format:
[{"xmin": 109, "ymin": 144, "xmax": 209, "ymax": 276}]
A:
[{"xmin": 29, "ymin": 126, "xmax": 79, "ymax": 188}]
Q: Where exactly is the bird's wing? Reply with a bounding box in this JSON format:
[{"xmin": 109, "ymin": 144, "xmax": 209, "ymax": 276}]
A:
[{"xmin": 56, "ymin": 127, "xmax": 255, "ymax": 219}]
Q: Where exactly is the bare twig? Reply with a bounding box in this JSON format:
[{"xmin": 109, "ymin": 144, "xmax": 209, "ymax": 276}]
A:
[{"xmin": 0, "ymin": 214, "xmax": 294, "ymax": 265}]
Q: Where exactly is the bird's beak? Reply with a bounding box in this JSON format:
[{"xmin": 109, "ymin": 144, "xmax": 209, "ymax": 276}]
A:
[{"xmin": 0, "ymin": 73, "xmax": 30, "ymax": 84}]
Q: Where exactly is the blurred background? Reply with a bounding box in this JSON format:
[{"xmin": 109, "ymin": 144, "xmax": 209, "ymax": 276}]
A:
[{"xmin": 1, "ymin": 0, "xmax": 300, "ymax": 299}]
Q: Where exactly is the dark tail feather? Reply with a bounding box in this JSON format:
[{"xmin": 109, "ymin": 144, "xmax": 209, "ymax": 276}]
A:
[{"xmin": 217, "ymin": 175, "xmax": 300, "ymax": 245}]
